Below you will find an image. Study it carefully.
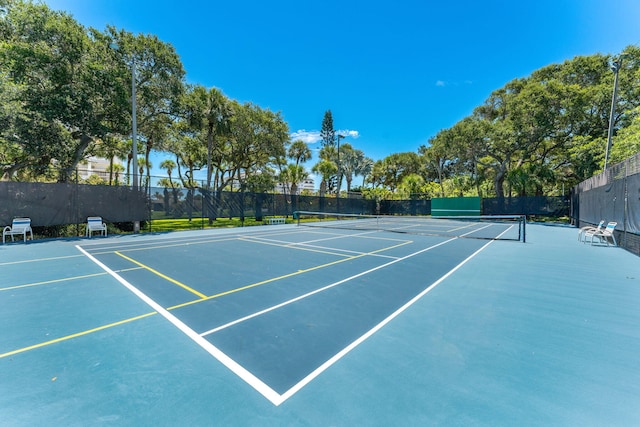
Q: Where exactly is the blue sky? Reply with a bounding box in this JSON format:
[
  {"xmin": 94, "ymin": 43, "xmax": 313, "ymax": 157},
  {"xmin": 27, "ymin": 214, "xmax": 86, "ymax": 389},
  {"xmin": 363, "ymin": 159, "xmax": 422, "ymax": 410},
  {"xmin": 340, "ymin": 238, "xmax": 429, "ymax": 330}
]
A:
[{"xmin": 45, "ymin": 0, "xmax": 640, "ymax": 182}]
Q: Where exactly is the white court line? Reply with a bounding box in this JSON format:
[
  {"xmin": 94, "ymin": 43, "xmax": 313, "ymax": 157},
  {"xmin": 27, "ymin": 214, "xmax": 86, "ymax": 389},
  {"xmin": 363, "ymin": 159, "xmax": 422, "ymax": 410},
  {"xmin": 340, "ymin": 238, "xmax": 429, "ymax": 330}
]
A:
[
  {"xmin": 75, "ymin": 244, "xmax": 283, "ymax": 406},
  {"xmin": 76, "ymin": 227, "xmax": 505, "ymax": 406},
  {"xmin": 79, "ymin": 226, "xmax": 310, "ymax": 253},
  {"xmin": 278, "ymin": 235, "xmax": 501, "ymax": 403},
  {"xmin": 199, "ymin": 237, "xmax": 455, "ymax": 338},
  {"xmin": 241, "ymin": 230, "xmax": 406, "ymax": 259}
]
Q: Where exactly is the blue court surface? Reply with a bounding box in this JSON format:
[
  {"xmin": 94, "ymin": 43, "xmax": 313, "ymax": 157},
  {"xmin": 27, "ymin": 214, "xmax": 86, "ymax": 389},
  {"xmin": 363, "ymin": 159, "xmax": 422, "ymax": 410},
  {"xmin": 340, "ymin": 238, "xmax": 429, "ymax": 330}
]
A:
[{"xmin": 1, "ymin": 222, "xmax": 639, "ymax": 426}]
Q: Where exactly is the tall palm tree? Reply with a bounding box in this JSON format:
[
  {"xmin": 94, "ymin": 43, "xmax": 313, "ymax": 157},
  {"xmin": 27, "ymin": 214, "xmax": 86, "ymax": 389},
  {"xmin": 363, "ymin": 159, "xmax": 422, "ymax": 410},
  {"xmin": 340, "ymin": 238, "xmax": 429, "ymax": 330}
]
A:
[
  {"xmin": 204, "ymin": 88, "xmax": 233, "ymax": 190},
  {"xmin": 160, "ymin": 159, "xmax": 177, "ymax": 189},
  {"xmin": 312, "ymin": 160, "xmax": 337, "ymax": 197},
  {"xmin": 160, "ymin": 158, "xmax": 179, "ymax": 204},
  {"xmin": 355, "ymin": 155, "xmax": 374, "ymax": 188},
  {"xmin": 287, "ymin": 139, "xmax": 312, "ymax": 168},
  {"xmin": 317, "ymin": 145, "xmax": 339, "ymax": 194},
  {"xmin": 109, "ymin": 163, "xmax": 125, "ymax": 186},
  {"xmin": 137, "ymin": 157, "xmax": 150, "ymax": 190}
]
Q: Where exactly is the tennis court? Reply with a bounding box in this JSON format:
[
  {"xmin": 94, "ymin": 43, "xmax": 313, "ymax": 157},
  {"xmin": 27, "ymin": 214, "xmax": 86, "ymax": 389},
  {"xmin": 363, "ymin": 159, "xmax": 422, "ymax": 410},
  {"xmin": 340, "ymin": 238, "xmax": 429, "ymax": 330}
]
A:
[{"xmin": 1, "ymin": 219, "xmax": 639, "ymax": 426}]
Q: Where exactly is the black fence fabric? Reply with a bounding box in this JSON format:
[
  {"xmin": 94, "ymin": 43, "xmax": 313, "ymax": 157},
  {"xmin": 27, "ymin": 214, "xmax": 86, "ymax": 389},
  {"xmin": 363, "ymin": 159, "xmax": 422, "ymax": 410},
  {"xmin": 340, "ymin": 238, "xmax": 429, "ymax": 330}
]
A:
[
  {"xmin": 482, "ymin": 196, "xmax": 570, "ymax": 216},
  {"xmin": 148, "ymin": 187, "xmax": 378, "ymax": 221},
  {"xmin": 147, "ymin": 187, "xmax": 568, "ymax": 221},
  {"xmin": 2, "ymin": 180, "xmax": 574, "ymax": 230},
  {"xmin": 1, "ymin": 182, "xmax": 147, "ymax": 227},
  {"xmin": 572, "ymin": 152, "xmax": 640, "ymax": 256}
]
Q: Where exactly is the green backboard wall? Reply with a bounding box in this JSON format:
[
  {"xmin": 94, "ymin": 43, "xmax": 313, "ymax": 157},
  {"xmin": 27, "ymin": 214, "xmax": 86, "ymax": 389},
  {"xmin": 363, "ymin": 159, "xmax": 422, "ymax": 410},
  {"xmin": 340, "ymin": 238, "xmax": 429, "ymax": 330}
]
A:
[{"xmin": 431, "ymin": 197, "xmax": 481, "ymax": 216}]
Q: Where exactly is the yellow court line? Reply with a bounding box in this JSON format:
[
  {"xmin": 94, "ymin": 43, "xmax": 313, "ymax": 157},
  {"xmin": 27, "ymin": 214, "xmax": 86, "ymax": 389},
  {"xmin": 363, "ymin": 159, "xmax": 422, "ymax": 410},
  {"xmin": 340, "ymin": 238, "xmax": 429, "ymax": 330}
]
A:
[
  {"xmin": 0, "ymin": 238, "xmax": 411, "ymax": 359},
  {"xmin": 0, "ymin": 267, "xmax": 143, "ymax": 292},
  {"xmin": 0, "ymin": 241, "xmax": 413, "ymax": 359},
  {"xmin": 114, "ymin": 251, "xmax": 207, "ymax": 299},
  {"xmin": 0, "ymin": 312, "xmax": 156, "ymax": 359},
  {"xmin": 167, "ymin": 239, "xmax": 413, "ymax": 311}
]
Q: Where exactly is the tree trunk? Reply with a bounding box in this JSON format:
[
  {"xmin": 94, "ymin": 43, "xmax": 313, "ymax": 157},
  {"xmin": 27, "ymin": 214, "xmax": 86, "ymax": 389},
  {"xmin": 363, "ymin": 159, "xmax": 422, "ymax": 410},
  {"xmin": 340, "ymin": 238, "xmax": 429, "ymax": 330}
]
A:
[{"xmin": 59, "ymin": 133, "xmax": 93, "ymax": 182}]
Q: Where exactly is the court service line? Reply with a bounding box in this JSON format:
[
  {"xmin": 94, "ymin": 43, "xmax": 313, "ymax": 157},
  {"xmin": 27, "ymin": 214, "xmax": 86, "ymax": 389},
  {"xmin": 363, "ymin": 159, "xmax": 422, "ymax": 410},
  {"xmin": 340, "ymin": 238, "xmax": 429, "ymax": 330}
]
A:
[
  {"xmin": 75, "ymin": 245, "xmax": 284, "ymax": 406},
  {"xmin": 114, "ymin": 251, "xmax": 207, "ymax": 299},
  {"xmin": 239, "ymin": 235, "xmax": 402, "ymax": 259},
  {"xmin": 242, "ymin": 236, "xmax": 403, "ymax": 260},
  {"xmin": 165, "ymin": 239, "xmax": 413, "ymax": 312},
  {"xmin": 238, "ymin": 236, "xmax": 359, "ymax": 257},
  {"xmin": 199, "ymin": 236, "xmax": 457, "ymax": 337},
  {"xmin": 242, "ymin": 229, "xmax": 413, "ymax": 258},
  {"xmin": 87, "ymin": 236, "xmax": 241, "ymax": 255},
  {"xmin": 81, "ymin": 227, "xmax": 311, "ymax": 254}
]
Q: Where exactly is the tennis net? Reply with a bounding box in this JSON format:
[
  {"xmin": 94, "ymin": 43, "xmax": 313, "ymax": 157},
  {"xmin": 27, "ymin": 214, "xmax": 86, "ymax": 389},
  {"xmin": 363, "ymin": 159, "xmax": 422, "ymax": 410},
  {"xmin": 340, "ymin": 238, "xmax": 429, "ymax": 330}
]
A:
[{"xmin": 293, "ymin": 211, "xmax": 526, "ymax": 242}]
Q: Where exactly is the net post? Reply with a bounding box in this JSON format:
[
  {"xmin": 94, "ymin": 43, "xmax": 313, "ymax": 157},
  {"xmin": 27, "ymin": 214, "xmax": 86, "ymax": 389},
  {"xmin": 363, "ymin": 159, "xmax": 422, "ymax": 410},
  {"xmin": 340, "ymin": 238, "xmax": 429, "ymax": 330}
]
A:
[{"xmin": 522, "ymin": 215, "xmax": 526, "ymax": 243}]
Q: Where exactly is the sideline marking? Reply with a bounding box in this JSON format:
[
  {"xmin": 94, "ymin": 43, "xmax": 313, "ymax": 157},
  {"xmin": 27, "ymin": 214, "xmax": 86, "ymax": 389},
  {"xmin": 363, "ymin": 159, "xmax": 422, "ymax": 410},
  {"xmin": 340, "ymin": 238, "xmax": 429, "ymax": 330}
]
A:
[
  {"xmin": 115, "ymin": 251, "xmax": 207, "ymax": 299},
  {"xmin": 75, "ymin": 245, "xmax": 284, "ymax": 406},
  {"xmin": 0, "ymin": 313, "xmax": 155, "ymax": 359}
]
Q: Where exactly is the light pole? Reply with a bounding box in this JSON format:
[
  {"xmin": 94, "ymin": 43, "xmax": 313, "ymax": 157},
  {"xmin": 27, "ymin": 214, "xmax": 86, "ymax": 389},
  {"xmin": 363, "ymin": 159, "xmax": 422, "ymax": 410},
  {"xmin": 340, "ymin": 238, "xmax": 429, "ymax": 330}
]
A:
[
  {"xmin": 110, "ymin": 42, "xmax": 138, "ymax": 189},
  {"xmin": 337, "ymin": 134, "xmax": 345, "ymax": 212},
  {"xmin": 131, "ymin": 59, "xmax": 138, "ymax": 190},
  {"xmin": 111, "ymin": 42, "xmax": 140, "ymax": 232},
  {"xmin": 604, "ymin": 56, "xmax": 623, "ymax": 171}
]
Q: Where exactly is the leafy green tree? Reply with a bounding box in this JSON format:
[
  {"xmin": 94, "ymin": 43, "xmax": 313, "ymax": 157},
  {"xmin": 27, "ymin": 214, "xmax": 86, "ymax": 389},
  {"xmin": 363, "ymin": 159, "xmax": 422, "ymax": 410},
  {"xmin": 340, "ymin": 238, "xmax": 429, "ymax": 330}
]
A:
[
  {"xmin": 398, "ymin": 173, "xmax": 426, "ymax": 199},
  {"xmin": 610, "ymin": 106, "xmax": 640, "ymax": 164},
  {"xmin": 0, "ymin": 1, "xmax": 130, "ymax": 181},
  {"xmin": 106, "ymin": 26, "xmax": 185, "ymax": 186},
  {"xmin": 181, "ymin": 85, "xmax": 233, "ymax": 189},
  {"xmin": 370, "ymin": 152, "xmax": 421, "ymax": 192},
  {"xmin": 245, "ymin": 169, "xmax": 277, "ymax": 193}
]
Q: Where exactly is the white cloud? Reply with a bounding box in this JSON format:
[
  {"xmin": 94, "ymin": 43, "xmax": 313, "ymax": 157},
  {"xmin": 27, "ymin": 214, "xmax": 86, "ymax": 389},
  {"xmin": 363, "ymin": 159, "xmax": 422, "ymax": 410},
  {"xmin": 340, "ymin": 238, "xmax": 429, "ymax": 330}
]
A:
[
  {"xmin": 290, "ymin": 129, "xmax": 322, "ymax": 144},
  {"xmin": 290, "ymin": 129, "xmax": 360, "ymax": 144},
  {"xmin": 435, "ymin": 80, "xmax": 446, "ymax": 87},
  {"xmin": 337, "ymin": 129, "xmax": 360, "ymax": 139}
]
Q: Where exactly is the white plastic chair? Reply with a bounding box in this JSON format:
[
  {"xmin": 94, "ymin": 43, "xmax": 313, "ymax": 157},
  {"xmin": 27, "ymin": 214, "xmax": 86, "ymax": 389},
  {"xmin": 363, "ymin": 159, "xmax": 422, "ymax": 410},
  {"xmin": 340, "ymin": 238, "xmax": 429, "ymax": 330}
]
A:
[
  {"xmin": 86, "ymin": 216, "xmax": 107, "ymax": 237},
  {"xmin": 578, "ymin": 220, "xmax": 604, "ymax": 242},
  {"xmin": 588, "ymin": 222, "xmax": 617, "ymax": 246},
  {"xmin": 3, "ymin": 218, "xmax": 33, "ymax": 243}
]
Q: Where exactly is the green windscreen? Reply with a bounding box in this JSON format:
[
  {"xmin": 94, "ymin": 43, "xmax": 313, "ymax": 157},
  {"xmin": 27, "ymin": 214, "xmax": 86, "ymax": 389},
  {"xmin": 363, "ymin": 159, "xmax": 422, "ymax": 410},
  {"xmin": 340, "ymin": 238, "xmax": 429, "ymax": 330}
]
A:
[{"xmin": 431, "ymin": 197, "xmax": 481, "ymax": 217}]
